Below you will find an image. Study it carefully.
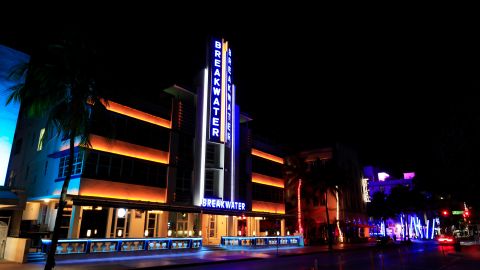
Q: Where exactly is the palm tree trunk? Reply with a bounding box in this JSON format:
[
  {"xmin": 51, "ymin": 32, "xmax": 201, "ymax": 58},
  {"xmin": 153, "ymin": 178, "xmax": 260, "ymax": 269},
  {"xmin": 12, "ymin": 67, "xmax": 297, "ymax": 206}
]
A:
[
  {"xmin": 45, "ymin": 131, "xmax": 75, "ymax": 270},
  {"xmin": 325, "ymin": 191, "xmax": 333, "ymax": 250}
]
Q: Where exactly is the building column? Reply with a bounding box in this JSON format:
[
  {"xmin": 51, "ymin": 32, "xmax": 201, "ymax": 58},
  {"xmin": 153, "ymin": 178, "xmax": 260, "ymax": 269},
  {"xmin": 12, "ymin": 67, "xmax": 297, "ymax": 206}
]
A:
[
  {"xmin": 281, "ymin": 219, "xmax": 285, "ymax": 236},
  {"xmin": 227, "ymin": 216, "xmax": 235, "ymax": 236},
  {"xmin": 158, "ymin": 211, "xmax": 168, "ymax": 237},
  {"xmin": 68, "ymin": 205, "xmax": 82, "ymax": 239},
  {"xmin": 105, "ymin": 208, "xmax": 113, "ymax": 238},
  {"xmin": 187, "ymin": 213, "xmax": 195, "ymax": 237},
  {"xmin": 8, "ymin": 210, "xmax": 22, "ymax": 237}
]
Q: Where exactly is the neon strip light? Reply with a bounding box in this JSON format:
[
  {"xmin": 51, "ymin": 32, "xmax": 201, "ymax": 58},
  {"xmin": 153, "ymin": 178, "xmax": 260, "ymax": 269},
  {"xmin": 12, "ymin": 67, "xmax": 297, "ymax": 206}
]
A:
[
  {"xmin": 298, "ymin": 179, "xmax": 303, "ymax": 234},
  {"xmin": 220, "ymin": 40, "xmax": 227, "ymax": 142},
  {"xmin": 225, "ymin": 48, "xmax": 233, "ymax": 146},
  {"xmin": 198, "ymin": 68, "xmax": 208, "ymax": 205},
  {"xmin": 426, "ymin": 220, "xmax": 429, "ymax": 239},
  {"xmin": 252, "ymin": 172, "xmax": 284, "ymax": 188},
  {"xmin": 401, "ymin": 215, "xmax": 404, "ymax": 239},
  {"xmin": 79, "ymin": 178, "xmax": 166, "ymax": 203},
  {"xmin": 431, "ymin": 218, "xmax": 435, "ymax": 239},
  {"xmin": 89, "ymin": 134, "xmax": 169, "ymax": 164},
  {"xmin": 251, "ymin": 149, "xmax": 284, "ymax": 164},
  {"xmin": 101, "ymin": 99, "xmax": 171, "ymax": 129},
  {"xmin": 231, "ymin": 85, "xmax": 235, "ymax": 200},
  {"xmin": 417, "ymin": 217, "xmax": 423, "ymax": 238},
  {"xmin": 252, "ymin": 200, "xmax": 285, "ymax": 214}
]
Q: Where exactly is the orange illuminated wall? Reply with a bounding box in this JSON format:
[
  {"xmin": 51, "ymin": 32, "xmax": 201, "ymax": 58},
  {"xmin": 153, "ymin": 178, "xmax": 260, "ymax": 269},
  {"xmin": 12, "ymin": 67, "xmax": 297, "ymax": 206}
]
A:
[
  {"xmin": 251, "ymin": 149, "xmax": 284, "ymax": 164},
  {"xmin": 89, "ymin": 134, "xmax": 169, "ymax": 164},
  {"xmin": 101, "ymin": 99, "xmax": 171, "ymax": 129},
  {"xmin": 79, "ymin": 178, "xmax": 166, "ymax": 203},
  {"xmin": 252, "ymin": 200, "xmax": 285, "ymax": 214},
  {"xmin": 252, "ymin": 172, "xmax": 284, "ymax": 188}
]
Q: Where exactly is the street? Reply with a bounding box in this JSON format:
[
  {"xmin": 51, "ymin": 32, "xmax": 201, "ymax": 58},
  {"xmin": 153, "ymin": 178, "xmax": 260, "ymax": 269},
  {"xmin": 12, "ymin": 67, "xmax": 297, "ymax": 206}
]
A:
[{"xmin": 171, "ymin": 242, "xmax": 480, "ymax": 270}]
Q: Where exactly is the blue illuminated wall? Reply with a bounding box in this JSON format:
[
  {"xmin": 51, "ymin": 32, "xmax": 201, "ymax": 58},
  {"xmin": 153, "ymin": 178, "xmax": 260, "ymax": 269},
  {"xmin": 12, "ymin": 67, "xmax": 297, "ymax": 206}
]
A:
[{"xmin": 0, "ymin": 45, "xmax": 30, "ymax": 185}]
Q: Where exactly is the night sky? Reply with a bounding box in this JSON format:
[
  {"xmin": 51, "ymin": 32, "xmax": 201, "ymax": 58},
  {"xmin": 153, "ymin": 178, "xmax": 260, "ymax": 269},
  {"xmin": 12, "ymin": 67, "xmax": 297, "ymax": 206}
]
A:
[{"xmin": 2, "ymin": 15, "xmax": 480, "ymax": 200}]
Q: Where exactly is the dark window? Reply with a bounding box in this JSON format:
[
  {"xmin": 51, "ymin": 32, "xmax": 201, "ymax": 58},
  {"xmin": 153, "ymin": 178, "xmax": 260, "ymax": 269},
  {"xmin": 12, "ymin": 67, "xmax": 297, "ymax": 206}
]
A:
[
  {"xmin": 90, "ymin": 111, "xmax": 170, "ymax": 151},
  {"xmin": 204, "ymin": 170, "xmax": 215, "ymax": 197},
  {"xmin": 81, "ymin": 150, "xmax": 167, "ymax": 188},
  {"xmin": 252, "ymin": 183, "xmax": 284, "ymax": 203},
  {"xmin": 252, "ymin": 156, "xmax": 283, "ymax": 178}
]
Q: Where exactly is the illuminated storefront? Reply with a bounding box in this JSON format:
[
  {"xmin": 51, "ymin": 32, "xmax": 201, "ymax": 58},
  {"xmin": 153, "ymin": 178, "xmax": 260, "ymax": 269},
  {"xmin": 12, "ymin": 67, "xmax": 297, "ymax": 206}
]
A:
[{"xmin": 5, "ymin": 37, "xmax": 291, "ymax": 250}]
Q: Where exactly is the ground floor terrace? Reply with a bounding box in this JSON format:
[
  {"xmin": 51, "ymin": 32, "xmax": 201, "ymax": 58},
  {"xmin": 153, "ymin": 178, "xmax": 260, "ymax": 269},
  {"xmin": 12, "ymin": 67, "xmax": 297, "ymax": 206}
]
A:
[{"xmin": 21, "ymin": 196, "xmax": 297, "ymax": 253}]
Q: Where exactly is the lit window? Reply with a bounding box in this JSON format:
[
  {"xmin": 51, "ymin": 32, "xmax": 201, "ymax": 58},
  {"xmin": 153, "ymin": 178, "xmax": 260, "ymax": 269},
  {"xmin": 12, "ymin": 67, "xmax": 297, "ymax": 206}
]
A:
[
  {"xmin": 58, "ymin": 151, "xmax": 84, "ymax": 178},
  {"xmin": 37, "ymin": 128, "xmax": 45, "ymax": 151}
]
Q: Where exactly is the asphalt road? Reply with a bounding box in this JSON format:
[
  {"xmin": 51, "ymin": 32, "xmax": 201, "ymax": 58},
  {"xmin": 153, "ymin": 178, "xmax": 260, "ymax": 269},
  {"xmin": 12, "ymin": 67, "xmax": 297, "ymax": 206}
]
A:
[{"xmin": 169, "ymin": 242, "xmax": 480, "ymax": 270}]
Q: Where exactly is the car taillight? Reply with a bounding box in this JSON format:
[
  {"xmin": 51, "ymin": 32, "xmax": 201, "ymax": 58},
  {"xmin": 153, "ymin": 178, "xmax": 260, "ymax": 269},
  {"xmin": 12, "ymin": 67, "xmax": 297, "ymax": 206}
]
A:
[{"xmin": 438, "ymin": 237, "xmax": 453, "ymax": 242}]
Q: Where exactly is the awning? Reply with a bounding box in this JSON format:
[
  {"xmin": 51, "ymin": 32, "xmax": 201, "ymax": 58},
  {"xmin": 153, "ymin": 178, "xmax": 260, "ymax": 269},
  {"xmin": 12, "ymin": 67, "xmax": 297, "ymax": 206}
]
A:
[
  {"xmin": 70, "ymin": 195, "xmax": 291, "ymax": 219},
  {"xmin": 0, "ymin": 189, "xmax": 19, "ymax": 208}
]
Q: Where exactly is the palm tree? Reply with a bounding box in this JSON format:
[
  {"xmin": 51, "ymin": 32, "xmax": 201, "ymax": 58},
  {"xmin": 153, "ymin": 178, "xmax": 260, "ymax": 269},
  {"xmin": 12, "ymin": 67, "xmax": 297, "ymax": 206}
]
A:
[
  {"xmin": 7, "ymin": 31, "xmax": 110, "ymax": 270},
  {"xmin": 309, "ymin": 158, "xmax": 339, "ymax": 250},
  {"xmin": 283, "ymin": 156, "xmax": 307, "ymax": 235}
]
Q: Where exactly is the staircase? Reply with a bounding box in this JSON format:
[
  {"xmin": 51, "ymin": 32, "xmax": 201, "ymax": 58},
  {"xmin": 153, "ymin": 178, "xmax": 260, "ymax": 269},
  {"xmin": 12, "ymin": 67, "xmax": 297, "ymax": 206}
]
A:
[{"xmin": 26, "ymin": 252, "xmax": 46, "ymax": 262}]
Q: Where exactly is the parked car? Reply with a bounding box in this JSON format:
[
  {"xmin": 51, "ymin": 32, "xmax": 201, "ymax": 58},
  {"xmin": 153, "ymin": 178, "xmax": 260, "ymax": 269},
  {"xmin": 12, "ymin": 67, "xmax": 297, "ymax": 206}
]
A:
[{"xmin": 376, "ymin": 236, "xmax": 394, "ymax": 246}]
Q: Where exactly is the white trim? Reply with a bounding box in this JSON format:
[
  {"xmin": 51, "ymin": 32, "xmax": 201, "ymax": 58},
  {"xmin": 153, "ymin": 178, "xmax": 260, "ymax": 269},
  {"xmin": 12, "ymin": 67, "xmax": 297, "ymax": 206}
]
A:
[{"xmin": 198, "ymin": 68, "xmax": 209, "ymax": 205}]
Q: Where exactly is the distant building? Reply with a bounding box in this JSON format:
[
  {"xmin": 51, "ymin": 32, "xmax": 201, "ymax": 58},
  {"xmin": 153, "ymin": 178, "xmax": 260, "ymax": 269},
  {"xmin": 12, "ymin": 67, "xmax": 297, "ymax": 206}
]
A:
[
  {"xmin": 364, "ymin": 166, "xmax": 414, "ymax": 197},
  {"xmin": 285, "ymin": 144, "xmax": 368, "ymax": 244}
]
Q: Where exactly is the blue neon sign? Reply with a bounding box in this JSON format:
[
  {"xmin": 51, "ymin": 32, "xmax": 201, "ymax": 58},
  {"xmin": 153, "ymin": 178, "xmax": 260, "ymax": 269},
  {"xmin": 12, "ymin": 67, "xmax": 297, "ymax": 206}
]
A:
[
  {"xmin": 225, "ymin": 48, "xmax": 233, "ymax": 147},
  {"xmin": 209, "ymin": 39, "xmax": 223, "ymax": 142},
  {"xmin": 202, "ymin": 198, "xmax": 245, "ymax": 211}
]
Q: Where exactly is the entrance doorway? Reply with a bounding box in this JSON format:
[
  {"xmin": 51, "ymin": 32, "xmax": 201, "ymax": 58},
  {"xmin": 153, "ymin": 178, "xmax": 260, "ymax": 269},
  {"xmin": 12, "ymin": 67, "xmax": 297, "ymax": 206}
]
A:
[
  {"xmin": 79, "ymin": 207, "xmax": 108, "ymax": 238},
  {"xmin": 238, "ymin": 219, "xmax": 247, "ymax": 236}
]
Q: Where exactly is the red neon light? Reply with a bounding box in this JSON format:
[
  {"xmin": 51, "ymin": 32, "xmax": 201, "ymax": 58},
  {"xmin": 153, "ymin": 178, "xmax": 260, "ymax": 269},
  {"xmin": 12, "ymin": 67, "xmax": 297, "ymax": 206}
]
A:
[{"xmin": 298, "ymin": 179, "xmax": 303, "ymax": 234}]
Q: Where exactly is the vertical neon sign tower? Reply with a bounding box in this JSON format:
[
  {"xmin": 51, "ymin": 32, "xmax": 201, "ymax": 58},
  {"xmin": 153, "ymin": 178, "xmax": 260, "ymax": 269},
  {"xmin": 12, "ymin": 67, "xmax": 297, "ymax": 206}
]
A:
[{"xmin": 194, "ymin": 38, "xmax": 237, "ymax": 206}]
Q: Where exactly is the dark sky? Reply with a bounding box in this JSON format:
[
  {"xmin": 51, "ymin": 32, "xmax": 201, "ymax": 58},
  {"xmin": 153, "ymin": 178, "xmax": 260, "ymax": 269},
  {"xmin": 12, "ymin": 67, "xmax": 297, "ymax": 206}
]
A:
[{"xmin": 2, "ymin": 14, "xmax": 480, "ymax": 186}]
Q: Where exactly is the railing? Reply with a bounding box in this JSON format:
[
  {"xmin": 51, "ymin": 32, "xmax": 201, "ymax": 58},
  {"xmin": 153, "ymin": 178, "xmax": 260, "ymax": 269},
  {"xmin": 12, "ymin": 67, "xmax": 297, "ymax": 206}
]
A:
[
  {"xmin": 221, "ymin": 236, "xmax": 304, "ymax": 248},
  {"xmin": 41, "ymin": 237, "xmax": 202, "ymax": 255}
]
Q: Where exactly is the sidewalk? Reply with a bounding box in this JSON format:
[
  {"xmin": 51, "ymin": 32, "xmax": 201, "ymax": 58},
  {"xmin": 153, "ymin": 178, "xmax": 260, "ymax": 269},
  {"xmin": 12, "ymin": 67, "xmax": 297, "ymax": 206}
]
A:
[{"xmin": 0, "ymin": 243, "xmax": 376, "ymax": 270}]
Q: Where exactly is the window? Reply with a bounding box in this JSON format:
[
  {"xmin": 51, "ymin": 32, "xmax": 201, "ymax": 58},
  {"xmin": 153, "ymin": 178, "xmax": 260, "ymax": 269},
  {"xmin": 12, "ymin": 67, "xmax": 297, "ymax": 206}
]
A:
[
  {"xmin": 58, "ymin": 151, "xmax": 84, "ymax": 178},
  {"xmin": 37, "ymin": 128, "xmax": 45, "ymax": 151}
]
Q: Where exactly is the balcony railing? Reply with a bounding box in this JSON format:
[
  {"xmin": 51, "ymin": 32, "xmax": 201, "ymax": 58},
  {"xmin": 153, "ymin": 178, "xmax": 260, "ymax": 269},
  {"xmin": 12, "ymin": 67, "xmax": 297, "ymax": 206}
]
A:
[
  {"xmin": 41, "ymin": 237, "xmax": 202, "ymax": 255},
  {"xmin": 221, "ymin": 236, "xmax": 304, "ymax": 248}
]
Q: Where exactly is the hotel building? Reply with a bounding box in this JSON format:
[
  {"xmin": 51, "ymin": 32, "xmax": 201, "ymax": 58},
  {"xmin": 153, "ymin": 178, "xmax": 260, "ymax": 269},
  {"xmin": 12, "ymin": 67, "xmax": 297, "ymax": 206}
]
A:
[{"xmin": 5, "ymin": 38, "xmax": 289, "ymax": 249}]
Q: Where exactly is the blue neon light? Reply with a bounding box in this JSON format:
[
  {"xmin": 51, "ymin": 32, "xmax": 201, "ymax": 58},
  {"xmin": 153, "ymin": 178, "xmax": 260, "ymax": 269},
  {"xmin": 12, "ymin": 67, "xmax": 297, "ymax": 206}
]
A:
[
  {"xmin": 202, "ymin": 198, "xmax": 245, "ymax": 211},
  {"xmin": 225, "ymin": 48, "xmax": 233, "ymax": 147},
  {"xmin": 209, "ymin": 39, "xmax": 223, "ymax": 142}
]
